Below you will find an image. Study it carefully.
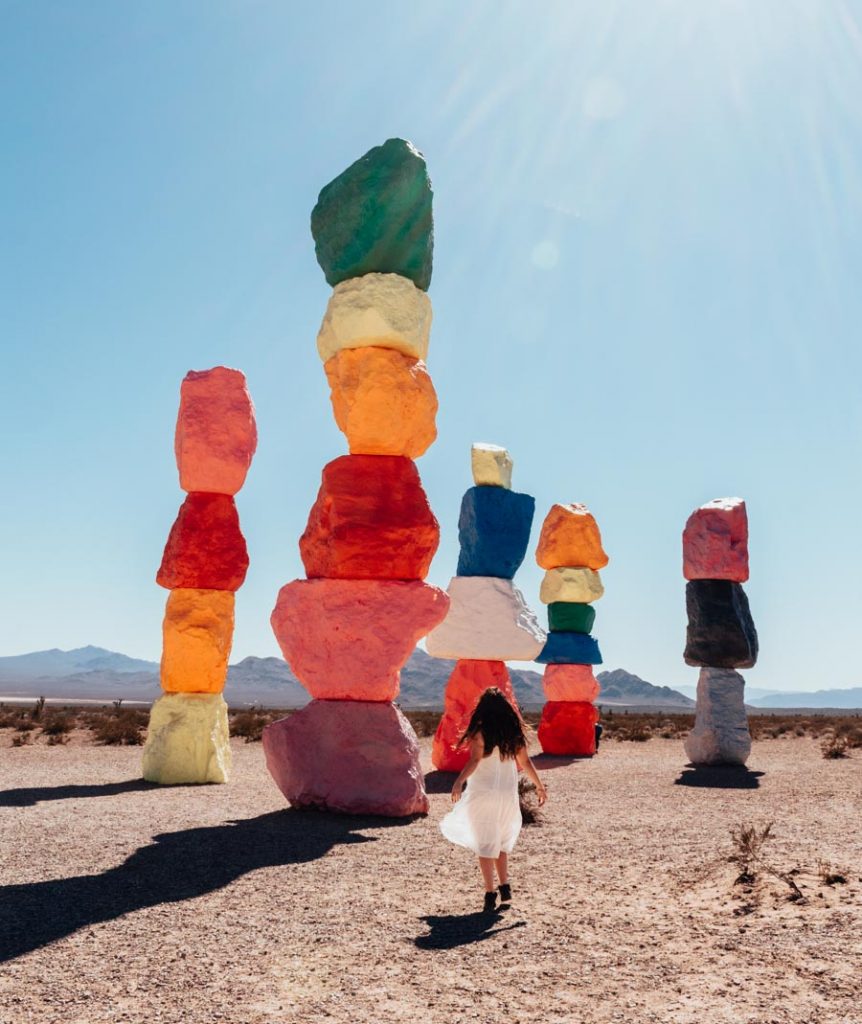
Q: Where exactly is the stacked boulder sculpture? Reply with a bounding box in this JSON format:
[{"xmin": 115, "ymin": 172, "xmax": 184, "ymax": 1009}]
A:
[
  {"xmin": 142, "ymin": 367, "xmax": 257, "ymax": 784},
  {"xmin": 426, "ymin": 444, "xmax": 545, "ymax": 771},
  {"xmin": 682, "ymin": 497, "xmax": 758, "ymax": 765},
  {"xmin": 534, "ymin": 503, "xmax": 608, "ymax": 756},
  {"xmin": 263, "ymin": 139, "xmax": 449, "ymax": 816}
]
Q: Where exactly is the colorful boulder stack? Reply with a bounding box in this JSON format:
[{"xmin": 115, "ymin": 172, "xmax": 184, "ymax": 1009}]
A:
[
  {"xmin": 262, "ymin": 139, "xmax": 450, "ymax": 817},
  {"xmin": 426, "ymin": 444, "xmax": 545, "ymax": 771},
  {"xmin": 142, "ymin": 367, "xmax": 257, "ymax": 784},
  {"xmin": 682, "ymin": 497, "xmax": 758, "ymax": 765},
  {"xmin": 534, "ymin": 503, "xmax": 608, "ymax": 756}
]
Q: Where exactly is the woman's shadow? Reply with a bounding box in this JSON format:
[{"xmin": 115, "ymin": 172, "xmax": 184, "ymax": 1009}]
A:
[{"xmin": 414, "ymin": 910, "xmax": 526, "ymax": 950}]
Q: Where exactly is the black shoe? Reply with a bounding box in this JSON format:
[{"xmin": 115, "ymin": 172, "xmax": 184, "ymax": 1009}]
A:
[
  {"xmin": 498, "ymin": 883, "xmax": 512, "ymax": 903},
  {"xmin": 483, "ymin": 891, "xmax": 498, "ymax": 913}
]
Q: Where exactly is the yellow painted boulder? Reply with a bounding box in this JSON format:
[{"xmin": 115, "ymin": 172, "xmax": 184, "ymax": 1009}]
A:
[
  {"xmin": 142, "ymin": 693, "xmax": 231, "ymax": 784},
  {"xmin": 325, "ymin": 347, "xmax": 437, "ymax": 458},
  {"xmin": 317, "ymin": 272, "xmax": 432, "ymax": 362},
  {"xmin": 160, "ymin": 588, "xmax": 235, "ymax": 694},
  {"xmin": 539, "ymin": 567, "xmax": 605, "ymax": 604},
  {"xmin": 536, "ymin": 503, "xmax": 609, "ymax": 570},
  {"xmin": 471, "ymin": 442, "xmax": 513, "ymax": 489}
]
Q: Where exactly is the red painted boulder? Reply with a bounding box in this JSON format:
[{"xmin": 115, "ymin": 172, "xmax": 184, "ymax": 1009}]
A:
[
  {"xmin": 174, "ymin": 367, "xmax": 257, "ymax": 495},
  {"xmin": 271, "ymin": 579, "xmax": 449, "ymax": 701},
  {"xmin": 537, "ymin": 700, "xmax": 599, "ymax": 756},
  {"xmin": 683, "ymin": 497, "xmax": 749, "ymax": 582},
  {"xmin": 300, "ymin": 455, "xmax": 439, "ymax": 580},
  {"xmin": 263, "ymin": 700, "xmax": 429, "ymax": 816},
  {"xmin": 432, "ymin": 660, "xmax": 520, "ymax": 773},
  {"xmin": 542, "ymin": 663, "xmax": 601, "ymax": 702},
  {"xmin": 157, "ymin": 493, "xmax": 249, "ymax": 591}
]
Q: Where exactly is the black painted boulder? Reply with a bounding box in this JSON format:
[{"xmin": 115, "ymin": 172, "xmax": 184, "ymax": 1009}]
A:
[
  {"xmin": 311, "ymin": 138, "xmax": 433, "ymax": 291},
  {"xmin": 456, "ymin": 486, "xmax": 535, "ymax": 579},
  {"xmin": 684, "ymin": 580, "xmax": 758, "ymax": 668}
]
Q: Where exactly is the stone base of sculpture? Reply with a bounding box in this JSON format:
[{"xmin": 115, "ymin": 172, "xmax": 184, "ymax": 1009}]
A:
[{"xmin": 684, "ymin": 667, "xmax": 751, "ymax": 766}]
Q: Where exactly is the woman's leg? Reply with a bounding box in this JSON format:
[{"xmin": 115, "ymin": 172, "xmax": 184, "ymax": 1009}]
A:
[
  {"xmin": 495, "ymin": 852, "xmax": 508, "ymax": 885},
  {"xmin": 478, "ymin": 857, "xmax": 496, "ymax": 892}
]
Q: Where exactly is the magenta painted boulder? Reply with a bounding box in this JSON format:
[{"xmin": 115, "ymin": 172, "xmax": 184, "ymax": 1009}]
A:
[
  {"xmin": 263, "ymin": 700, "xmax": 429, "ymax": 816},
  {"xmin": 270, "ymin": 579, "xmax": 449, "ymax": 701},
  {"xmin": 683, "ymin": 497, "xmax": 749, "ymax": 582}
]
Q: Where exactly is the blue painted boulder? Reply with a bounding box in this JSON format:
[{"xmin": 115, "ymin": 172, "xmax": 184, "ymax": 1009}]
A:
[
  {"xmin": 535, "ymin": 631, "xmax": 603, "ymax": 665},
  {"xmin": 456, "ymin": 486, "xmax": 535, "ymax": 579}
]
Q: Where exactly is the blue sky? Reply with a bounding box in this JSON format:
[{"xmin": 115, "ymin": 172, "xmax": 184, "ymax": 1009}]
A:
[{"xmin": 2, "ymin": 0, "xmax": 861, "ymax": 693}]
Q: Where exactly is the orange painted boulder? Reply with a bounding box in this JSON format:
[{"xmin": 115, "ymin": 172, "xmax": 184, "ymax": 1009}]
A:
[
  {"xmin": 536, "ymin": 503, "xmax": 609, "ymax": 570},
  {"xmin": 174, "ymin": 367, "xmax": 257, "ymax": 495},
  {"xmin": 157, "ymin": 493, "xmax": 249, "ymax": 591},
  {"xmin": 325, "ymin": 347, "xmax": 438, "ymax": 458},
  {"xmin": 263, "ymin": 699, "xmax": 429, "ymax": 816},
  {"xmin": 271, "ymin": 578, "xmax": 449, "ymax": 701},
  {"xmin": 537, "ymin": 700, "xmax": 599, "ymax": 756},
  {"xmin": 542, "ymin": 663, "xmax": 601, "ymax": 703},
  {"xmin": 432, "ymin": 660, "xmax": 520, "ymax": 772},
  {"xmin": 160, "ymin": 588, "xmax": 235, "ymax": 694},
  {"xmin": 683, "ymin": 497, "xmax": 749, "ymax": 582},
  {"xmin": 300, "ymin": 455, "xmax": 439, "ymax": 580}
]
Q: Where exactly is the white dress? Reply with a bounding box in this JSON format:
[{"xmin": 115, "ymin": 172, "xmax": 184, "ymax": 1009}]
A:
[{"xmin": 440, "ymin": 749, "xmax": 522, "ymax": 858}]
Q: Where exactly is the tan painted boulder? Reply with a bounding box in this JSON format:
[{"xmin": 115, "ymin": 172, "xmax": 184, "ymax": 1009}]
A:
[
  {"xmin": 325, "ymin": 347, "xmax": 437, "ymax": 458},
  {"xmin": 174, "ymin": 366, "xmax": 257, "ymax": 495},
  {"xmin": 539, "ymin": 567, "xmax": 605, "ymax": 604},
  {"xmin": 263, "ymin": 700, "xmax": 429, "ymax": 816},
  {"xmin": 471, "ymin": 442, "xmax": 513, "ymax": 489},
  {"xmin": 316, "ymin": 273, "xmax": 432, "ymax": 363},
  {"xmin": 536, "ymin": 503, "xmax": 609, "ymax": 570},
  {"xmin": 141, "ymin": 693, "xmax": 231, "ymax": 784},
  {"xmin": 160, "ymin": 588, "xmax": 235, "ymax": 694},
  {"xmin": 542, "ymin": 663, "xmax": 601, "ymax": 702}
]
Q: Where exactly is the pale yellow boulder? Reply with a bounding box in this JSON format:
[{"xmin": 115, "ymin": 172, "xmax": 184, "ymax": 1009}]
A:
[
  {"xmin": 471, "ymin": 442, "xmax": 513, "ymax": 489},
  {"xmin": 317, "ymin": 272, "xmax": 432, "ymax": 362},
  {"xmin": 539, "ymin": 567, "xmax": 605, "ymax": 604},
  {"xmin": 142, "ymin": 693, "xmax": 231, "ymax": 784}
]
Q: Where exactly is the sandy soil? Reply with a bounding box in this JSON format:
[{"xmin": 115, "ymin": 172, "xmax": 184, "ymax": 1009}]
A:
[{"xmin": 1, "ymin": 734, "xmax": 860, "ymax": 1024}]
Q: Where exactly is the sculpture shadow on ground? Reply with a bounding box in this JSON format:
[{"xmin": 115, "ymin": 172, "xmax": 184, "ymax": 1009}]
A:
[
  {"xmin": 424, "ymin": 770, "xmax": 457, "ymax": 794},
  {"xmin": 674, "ymin": 765, "xmax": 764, "ymax": 789},
  {"xmin": 414, "ymin": 911, "xmax": 527, "ymax": 950},
  {"xmin": 532, "ymin": 753, "xmax": 592, "ymax": 771},
  {"xmin": 0, "ymin": 779, "xmax": 157, "ymax": 808},
  {"xmin": 0, "ymin": 808, "xmax": 409, "ymax": 963}
]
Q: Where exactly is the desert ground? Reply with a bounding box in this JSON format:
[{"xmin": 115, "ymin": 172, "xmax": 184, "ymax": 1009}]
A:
[{"xmin": 1, "ymin": 729, "xmax": 860, "ymax": 1024}]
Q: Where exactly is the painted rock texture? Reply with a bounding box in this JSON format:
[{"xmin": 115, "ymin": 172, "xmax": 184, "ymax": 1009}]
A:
[
  {"xmin": 317, "ymin": 273, "xmax": 432, "ymax": 363},
  {"xmin": 325, "ymin": 347, "xmax": 437, "ymax": 458},
  {"xmin": 160, "ymin": 588, "xmax": 235, "ymax": 694},
  {"xmin": 542, "ymin": 664, "xmax": 601, "ymax": 703},
  {"xmin": 426, "ymin": 576, "xmax": 546, "ymax": 661},
  {"xmin": 300, "ymin": 455, "xmax": 439, "ymax": 580},
  {"xmin": 271, "ymin": 578, "xmax": 449, "ymax": 701},
  {"xmin": 547, "ymin": 602, "xmax": 596, "ymax": 634},
  {"xmin": 539, "ymin": 567, "xmax": 605, "ymax": 605},
  {"xmin": 263, "ymin": 700, "xmax": 429, "ymax": 816},
  {"xmin": 683, "ymin": 497, "xmax": 749, "ymax": 582},
  {"xmin": 536, "ymin": 631, "xmax": 602, "ymax": 665},
  {"xmin": 537, "ymin": 700, "xmax": 599, "ymax": 757},
  {"xmin": 174, "ymin": 366, "xmax": 257, "ymax": 495},
  {"xmin": 142, "ymin": 693, "xmax": 231, "ymax": 784},
  {"xmin": 684, "ymin": 580, "xmax": 758, "ymax": 669},
  {"xmin": 432, "ymin": 659, "xmax": 519, "ymax": 773},
  {"xmin": 157, "ymin": 493, "xmax": 249, "ymax": 591},
  {"xmin": 684, "ymin": 667, "xmax": 751, "ymax": 765},
  {"xmin": 535, "ymin": 503, "xmax": 609, "ymax": 571},
  {"xmin": 456, "ymin": 486, "xmax": 535, "ymax": 579},
  {"xmin": 311, "ymin": 138, "xmax": 433, "ymax": 290},
  {"xmin": 471, "ymin": 443, "xmax": 513, "ymax": 489}
]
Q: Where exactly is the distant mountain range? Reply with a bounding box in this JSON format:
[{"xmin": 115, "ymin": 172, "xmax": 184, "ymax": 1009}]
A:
[{"xmin": 1, "ymin": 646, "xmax": 858, "ymax": 710}]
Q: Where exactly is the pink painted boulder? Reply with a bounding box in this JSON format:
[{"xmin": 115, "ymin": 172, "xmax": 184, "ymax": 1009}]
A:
[
  {"xmin": 542, "ymin": 663, "xmax": 601, "ymax": 702},
  {"xmin": 270, "ymin": 579, "xmax": 449, "ymax": 701},
  {"xmin": 175, "ymin": 367, "xmax": 258, "ymax": 495},
  {"xmin": 263, "ymin": 700, "xmax": 429, "ymax": 816},
  {"xmin": 683, "ymin": 497, "xmax": 749, "ymax": 582}
]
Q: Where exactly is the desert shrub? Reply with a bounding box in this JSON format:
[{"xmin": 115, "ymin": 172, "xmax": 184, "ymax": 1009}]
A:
[
  {"xmin": 518, "ymin": 776, "xmax": 542, "ymax": 825},
  {"xmin": 11, "ymin": 733, "xmax": 31, "ymax": 747},
  {"xmin": 728, "ymin": 822, "xmax": 803, "ymax": 900},
  {"xmin": 821, "ymin": 735, "xmax": 850, "ymax": 759},
  {"xmin": 41, "ymin": 712, "xmax": 75, "ymax": 737},
  {"xmin": 14, "ymin": 718, "xmax": 36, "ymax": 733},
  {"xmin": 816, "ymin": 859, "xmax": 847, "ymax": 886},
  {"xmin": 46, "ymin": 733, "xmax": 69, "ymax": 746},
  {"xmin": 90, "ymin": 708, "xmax": 147, "ymax": 745},
  {"xmin": 404, "ymin": 710, "xmax": 441, "ymax": 738},
  {"xmin": 32, "ymin": 696, "xmax": 46, "ymax": 721},
  {"xmin": 230, "ymin": 710, "xmax": 268, "ymax": 743}
]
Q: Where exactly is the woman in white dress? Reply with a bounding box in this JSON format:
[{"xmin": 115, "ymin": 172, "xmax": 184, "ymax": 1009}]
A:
[{"xmin": 440, "ymin": 688, "xmax": 547, "ymax": 913}]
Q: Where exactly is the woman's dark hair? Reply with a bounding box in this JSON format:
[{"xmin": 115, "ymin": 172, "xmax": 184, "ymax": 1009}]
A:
[{"xmin": 459, "ymin": 688, "xmax": 526, "ymax": 759}]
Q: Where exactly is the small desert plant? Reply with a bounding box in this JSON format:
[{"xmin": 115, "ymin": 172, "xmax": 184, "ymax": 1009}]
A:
[
  {"xmin": 729, "ymin": 822, "xmax": 804, "ymax": 901},
  {"xmin": 821, "ymin": 735, "xmax": 850, "ymax": 759},
  {"xmin": 11, "ymin": 732, "xmax": 31, "ymax": 747},
  {"xmin": 816, "ymin": 859, "xmax": 847, "ymax": 886},
  {"xmin": 41, "ymin": 713, "xmax": 74, "ymax": 737},
  {"xmin": 46, "ymin": 732, "xmax": 70, "ymax": 746},
  {"xmin": 15, "ymin": 718, "xmax": 36, "ymax": 733},
  {"xmin": 32, "ymin": 696, "xmax": 46, "ymax": 721},
  {"xmin": 518, "ymin": 776, "xmax": 542, "ymax": 825},
  {"xmin": 230, "ymin": 710, "xmax": 268, "ymax": 743},
  {"xmin": 403, "ymin": 710, "xmax": 440, "ymax": 738},
  {"xmin": 90, "ymin": 708, "xmax": 147, "ymax": 745}
]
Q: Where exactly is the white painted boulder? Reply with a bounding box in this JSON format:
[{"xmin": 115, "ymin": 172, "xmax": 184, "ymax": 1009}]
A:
[
  {"xmin": 142, "ymin": 692, "xmax": 231, "ymax": 784},
  {"xmin": 425, "ymin": 576, "xmax": 546, "ymax": 660},
  {"xmin": 471, "ymin": 442, "xmax": 513, "ymax": 489},
  {"xmin": 684, "ymin": 667, "xmax": 752, "ymax": 766},
  {"xmin": 539, "ymin": 566, "xmax": 605, "ymax": 604}
]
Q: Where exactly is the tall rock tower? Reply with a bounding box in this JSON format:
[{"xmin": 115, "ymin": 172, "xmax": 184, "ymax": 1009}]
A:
[
  {"xmin": 262, "ymin": 139, "xmax": 449, "ymax": 816},
  {"xmin": 682, "ymin": 497, "xmax": 757, "ymax": 765}
]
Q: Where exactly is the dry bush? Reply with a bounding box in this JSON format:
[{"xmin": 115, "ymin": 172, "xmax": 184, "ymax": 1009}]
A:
[
  {"xmin": 816, "ymin": 859, "xmax": 847, "ymax": 886},
  {"xmin": 40, "ymin": 712, "xmax": 75, "ymax": 737},
  {"xmin": 820, "ymin": 734, "xmax": 850, "ymax": 759},
  {"xmin": 88, "ymin": 708, "xmax": 147, "ymax": 746},
  {"xmin": 729, "ymin": 822, "xmax": 804, "ymax": 901},
  {"xmin": 11, "ymin": 733, "xmax": 31, "ymax": 747},
  {"xmin": 404, "ymin": 710, "xmax": 441, "ymax": 738},
  {"xmin": 518, "ymin": 776, "xmax": 542, "ymax": 826},
  {"xmin": 230, "ymin": 710, "xmax": 270, "ymax": 743}
]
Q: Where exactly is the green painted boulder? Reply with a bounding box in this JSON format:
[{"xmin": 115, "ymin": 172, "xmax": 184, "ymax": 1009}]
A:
[
  {"xmin": 311, "ymin": 139, "xmax": 433, "ymax": 291},
  {"xmin": 547, "ymin": 602, "xmax": 596, "ymax": 634}
]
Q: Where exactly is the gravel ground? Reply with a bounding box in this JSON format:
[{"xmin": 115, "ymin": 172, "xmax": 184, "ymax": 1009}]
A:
[{"xmin": 1, "ymin": 734, "xmax": 860, "ymax": 1024}]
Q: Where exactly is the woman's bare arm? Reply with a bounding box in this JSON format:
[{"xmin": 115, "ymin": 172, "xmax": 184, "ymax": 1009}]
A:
[
  {"xmin": 451, "ymin": 735, "xmax": 484, "ymax": 802},
  {"xmin": 516, "ymin": 745, "xmax": 548, "ymax": 805}
]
